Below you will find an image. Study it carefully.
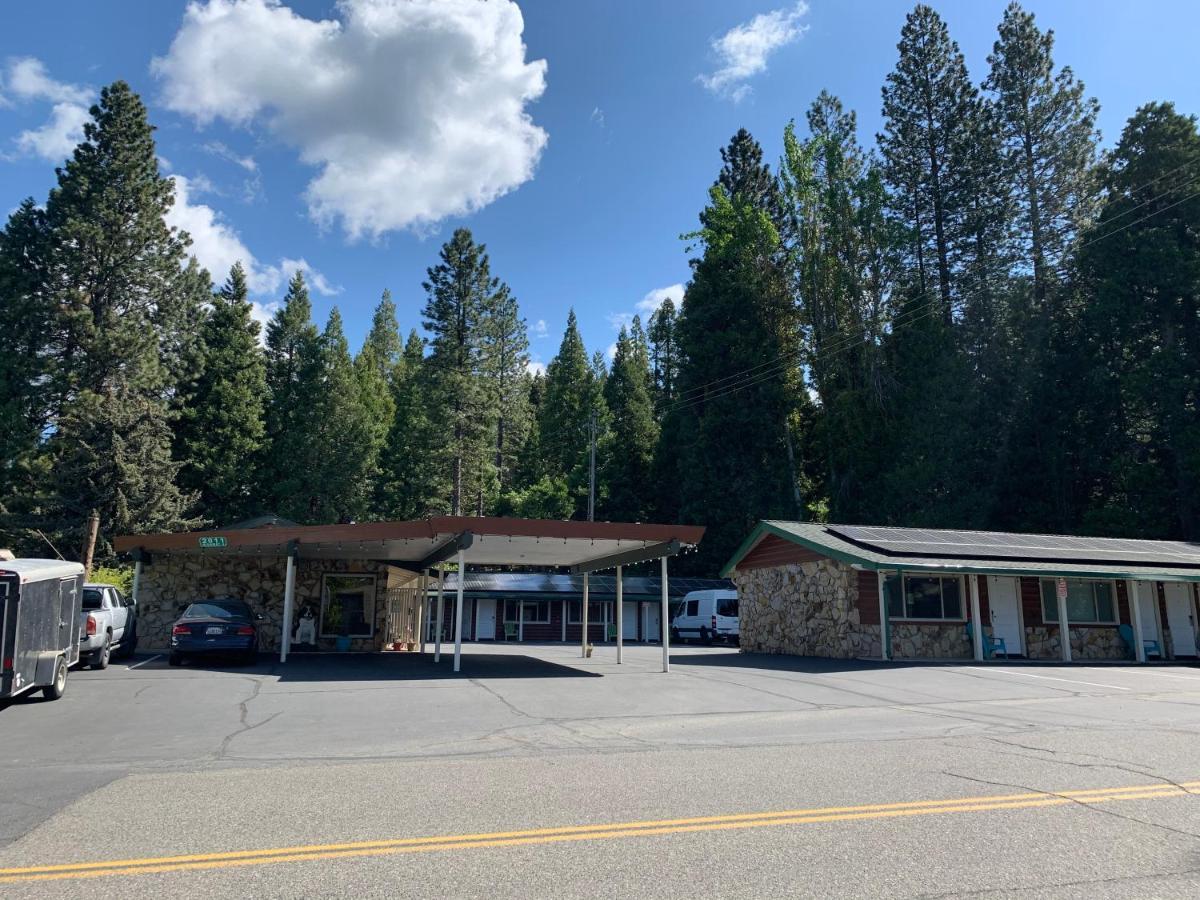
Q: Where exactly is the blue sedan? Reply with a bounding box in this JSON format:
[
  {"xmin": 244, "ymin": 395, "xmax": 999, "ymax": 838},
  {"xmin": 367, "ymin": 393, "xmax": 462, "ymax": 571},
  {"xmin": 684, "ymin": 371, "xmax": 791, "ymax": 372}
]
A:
[{"xmin": 169, "ymin": 599, "xmax": 263, "ymax": 666}]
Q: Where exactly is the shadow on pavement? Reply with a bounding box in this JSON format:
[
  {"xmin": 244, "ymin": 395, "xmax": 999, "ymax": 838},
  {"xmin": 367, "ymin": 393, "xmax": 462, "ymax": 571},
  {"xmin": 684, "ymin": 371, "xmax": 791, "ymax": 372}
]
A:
[
  {"xmin": 171, "ymin": 651, "xmax": 603, "ymax": 681},
  {"xmin": 669, "ymin": 650, "xmax": 935, "ymax": 674}
]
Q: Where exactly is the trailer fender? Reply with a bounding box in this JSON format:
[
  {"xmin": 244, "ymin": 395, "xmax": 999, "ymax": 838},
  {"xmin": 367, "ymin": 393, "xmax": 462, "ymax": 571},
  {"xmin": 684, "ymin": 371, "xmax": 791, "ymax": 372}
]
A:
[{"xmin": 34, "ymin": 651, "xmax": 62, "ymax": 688}]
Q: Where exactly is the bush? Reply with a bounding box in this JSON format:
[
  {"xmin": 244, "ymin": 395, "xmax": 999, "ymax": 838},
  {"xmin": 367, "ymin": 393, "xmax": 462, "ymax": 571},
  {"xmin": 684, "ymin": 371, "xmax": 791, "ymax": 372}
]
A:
[{"xmin": 91, "ymin": 564, "xmax": 134, "ymax": 594}]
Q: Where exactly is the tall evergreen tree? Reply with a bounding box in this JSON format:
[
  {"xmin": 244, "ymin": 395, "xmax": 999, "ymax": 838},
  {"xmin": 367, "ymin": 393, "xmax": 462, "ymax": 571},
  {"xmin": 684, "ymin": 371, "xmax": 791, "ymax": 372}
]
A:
[
  {"xmin": 376, "ymin": 329, "xmax": 437, "ymax": 519},
  {"xmin": 175, "ymin": 262, "xmax": 267, "ymax": 525},
  {"xmin": 261, "ymin": 271, "xmax": 324, "ymax": 521},
  {"xmin": 878, "ymin": 4, "xmax": 979, "ymax": 323},
  {"xmin": 601, "ymin": 324, "xmax": 659, "ymax": 522},
  {"xmin": 354, "ymin": 291, "xmax": 401, "ymax": 513},
  {"xmin": 310, "ymin": 308, "xmax": 377, "ymax": 520},
  {"xmin": 985, "ymin": 1, "xmax": 1100, "ymax": 307},
  {"xmin": 480, "ymin": 282, "xmax": 531, "ymax": 500},
  {"xmin": 647, "ymin": 298, "xmax": 679, "ymax": 409},
  {"xmin": 33, "ymin": 81, "xmax": 200, "ymax": 554},
  {"xmin": 421, "ymin": 228, "xmax": 494, "ymax": 515}
]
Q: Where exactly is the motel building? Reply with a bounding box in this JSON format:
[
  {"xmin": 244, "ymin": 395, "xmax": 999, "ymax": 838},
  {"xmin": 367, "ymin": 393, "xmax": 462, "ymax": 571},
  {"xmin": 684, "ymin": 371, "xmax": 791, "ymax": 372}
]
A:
[
  {"xmin": 114, "ymin": 516, "xmax": 707, "ymax": 673},
  {"xmin": 723, "ymin": 521, "xmax": 1200, "ymax": 663}
]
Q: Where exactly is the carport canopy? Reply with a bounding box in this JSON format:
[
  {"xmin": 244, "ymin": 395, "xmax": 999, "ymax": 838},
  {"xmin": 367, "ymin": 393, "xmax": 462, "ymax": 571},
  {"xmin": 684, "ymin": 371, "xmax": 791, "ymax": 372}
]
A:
[{"xmin": 115, "ymin": 517, "xmax": 706, "ymax": 674}]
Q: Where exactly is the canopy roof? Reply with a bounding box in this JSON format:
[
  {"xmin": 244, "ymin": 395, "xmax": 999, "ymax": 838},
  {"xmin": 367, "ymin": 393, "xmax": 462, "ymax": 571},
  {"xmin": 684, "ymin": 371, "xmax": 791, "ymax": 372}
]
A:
[
  {"xmin": 723, "ymin": 521, "xmax": 1200, "ymax": 582},
  {"xmin": 116, "ymin": 517, "xmax": 705, "ymax": 572},
  {"xmin": 437, "ymin": 572, "xmax": 734, "ymax": 599}
]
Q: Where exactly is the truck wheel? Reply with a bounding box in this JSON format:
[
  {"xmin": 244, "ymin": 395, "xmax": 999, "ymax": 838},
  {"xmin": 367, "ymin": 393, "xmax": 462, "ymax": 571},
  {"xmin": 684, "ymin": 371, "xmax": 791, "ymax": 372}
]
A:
[
  {"xmin": 700, "ymin": 627, "xmax": 712, "ymax": 646},
  {"xmin": 92, "ymin": 636, "xmax": 111, "ymax": 670},
  {"xmin": 168, "ymin": 653, "xmax": 183, "ymax": 667},
  {"xmin": 42, "ymin": 657, "xmax": 67, "ymax": 700},
  {"xmin": 120, "ymin": 631, "xmax": 138, "ymax": 660},
  {"xmin": 670, "ymin": 627, "xmax": 681, "ymax": 644}
]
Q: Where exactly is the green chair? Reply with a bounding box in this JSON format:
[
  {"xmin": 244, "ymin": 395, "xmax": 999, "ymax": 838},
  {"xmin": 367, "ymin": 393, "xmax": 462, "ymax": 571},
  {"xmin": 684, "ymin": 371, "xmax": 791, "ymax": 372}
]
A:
[
  {"xmin": 1118, "ymin": 624, "xmax": 1160, "ymax": 659},
  {"xmin": 606, "ymin": 623, "xmax": 617, "ymax": 641},
  {"xmin": 503, "ymin": 622, "xmax": 518, "ymax": 641}
]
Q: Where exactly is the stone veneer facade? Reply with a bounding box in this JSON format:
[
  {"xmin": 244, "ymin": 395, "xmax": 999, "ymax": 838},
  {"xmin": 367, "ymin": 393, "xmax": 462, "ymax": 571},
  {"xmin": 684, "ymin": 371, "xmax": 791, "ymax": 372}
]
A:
[
  {"xmin": 734, "ymin": 555, "xmax": 1140, "ymax": 662},
  {"xmin": 136, "ymin": 555, "xmax": 418, "ymax": 652}
]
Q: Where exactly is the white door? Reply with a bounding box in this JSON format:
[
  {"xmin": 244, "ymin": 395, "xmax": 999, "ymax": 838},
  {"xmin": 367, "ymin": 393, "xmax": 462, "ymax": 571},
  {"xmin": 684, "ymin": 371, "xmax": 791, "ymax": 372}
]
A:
[
  {"xmin": 1164, "ymin": 583, "xmax": 1198, "ymax": 658},
  {"xmin": 622, "ymin": 602, "xmax": 638, "ymax": 639},
  {"xmin": 986, "ymin": 576, "xmax": 1023, "ymax": 656},
  {"xmin": 643, "ymin": 603, "xmax": 661, "ymax": 641},
  {"xmin": 475, "ymin": 598, "xmax": 497, "ymax": 641},
  {"xmin": 1135, "ymin": 581, "xmax": 1162, "ymax": 656}
]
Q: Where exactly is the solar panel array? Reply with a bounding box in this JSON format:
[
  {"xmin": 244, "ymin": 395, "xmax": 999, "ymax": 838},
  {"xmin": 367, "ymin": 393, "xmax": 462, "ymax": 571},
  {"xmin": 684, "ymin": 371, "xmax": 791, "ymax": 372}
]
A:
[{"xmin": 825, "ymin": 524, "xmax": 1200, "ymax": 567}]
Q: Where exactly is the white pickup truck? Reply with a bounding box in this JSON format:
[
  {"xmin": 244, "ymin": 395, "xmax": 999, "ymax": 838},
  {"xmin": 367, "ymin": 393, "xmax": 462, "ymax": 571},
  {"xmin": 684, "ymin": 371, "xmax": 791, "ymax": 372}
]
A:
[{"xmin": 78, "ymin": 583, "xmax": 137, "ymax": 669}]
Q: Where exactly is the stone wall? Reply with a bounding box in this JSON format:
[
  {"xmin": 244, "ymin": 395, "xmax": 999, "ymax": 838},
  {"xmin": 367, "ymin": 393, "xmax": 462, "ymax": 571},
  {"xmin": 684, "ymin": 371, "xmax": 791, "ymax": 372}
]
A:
[
  {"xmin": 1025, "ymin": 625, "xmax": 1128, "ymax": 661},
  {"xmin": 733, "ymin": 559, "xmax": 881, "ymax": 658},
  {"xmin": 136, "ymin": 555, "xmax": 417, "ymax": 652},
  {"xmin": 890, "ymin": 623, "xmax": 971, "ymax": 660}
]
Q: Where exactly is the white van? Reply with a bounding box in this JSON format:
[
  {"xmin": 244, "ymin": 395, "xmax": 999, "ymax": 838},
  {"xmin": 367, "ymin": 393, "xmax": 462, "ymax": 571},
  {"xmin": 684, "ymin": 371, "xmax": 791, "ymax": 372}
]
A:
[{"xmin": 671, "ymin": 589, "xmax": 739, "ymax": 645}]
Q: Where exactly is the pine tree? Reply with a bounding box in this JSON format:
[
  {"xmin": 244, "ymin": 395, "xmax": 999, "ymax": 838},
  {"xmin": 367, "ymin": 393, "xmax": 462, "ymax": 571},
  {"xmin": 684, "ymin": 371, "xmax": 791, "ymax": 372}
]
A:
[
  {"xmin": 480, "ymin": 282, "xmax": 531, "ymax": 500},
  {"xmin": 647, "ymin": 298, "xmax": 679, "ymax": 409},
  {"xmin": 261, "ymin": 271, "xmax": 324, "ymax": 521},
  {"xmin": 175, "ymin": 262, "xmax": 267, "ymax": 525},
  {"xmin": 376, "ymin": 330, "xmax": 437, "ymax": 519},
  {"xmin": 538, "ymin": 310, "xmax": 599, "ymax": 518},
  {"xmin": 671, "ymin": 129, "xmax": 802, "ymax": 571},
  {"xmin": 0, "ymin": 200, "xmax": 53, "ymax": 518},
  {"xmin": 310, "ymin": 308, "xmax": 377, "ymax": 521},
  {"xmin": 878, "ymin": 4, "xmax": 979, "ymax": 323},
  {"xmin": 421, "ymin": 228, "xmax": 494, "ymax": 515},
  {"xmin": 354, "ymin": 292, "xmax": 400, "ymax": 513},
  {"xmin": 985, "ymin": 1, "xmax": 1100, "ymax": 307},
  {"xmin": 602, "ymin": 324, "xmax": 659, "ymax": 522},
  {"xmin": 34, "ymin": 81, "xmax": 199, "ymax": 554}
]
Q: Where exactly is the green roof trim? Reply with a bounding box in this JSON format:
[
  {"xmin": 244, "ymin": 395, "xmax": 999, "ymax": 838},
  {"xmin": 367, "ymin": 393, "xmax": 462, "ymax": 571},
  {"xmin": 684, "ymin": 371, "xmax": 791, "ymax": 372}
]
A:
[{"xmin": 721, "ymin": 520, "xmax": 1200, "ymax": 583}]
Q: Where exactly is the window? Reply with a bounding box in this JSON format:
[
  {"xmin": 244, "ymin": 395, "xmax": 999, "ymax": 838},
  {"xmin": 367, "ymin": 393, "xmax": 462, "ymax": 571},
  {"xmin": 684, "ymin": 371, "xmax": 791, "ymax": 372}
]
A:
[
  {"xmin": 183, "ymin": 601, "xmax": 252, "ymax": 619},
  {"xmin": 1040, "ymin": 580, "xmax": 1116, "ymax": 624},
  {"xmin": 320, "ymin": 574, "xmax": 376, "ymax": 638},
  {"xmin": 503, "ymin": 600, "xmax": 550, "ymax": 624},
  {"xmin": 82, "ymin": 588, "xmax": 103, "ymax": 611},
  {"xmin": 885, "ymin": 575, "xmax": 963, "ymax": 621},
  {"xmin": 717, "ymin": 597, "xmax": 739, "ymax": 618},
  {"xmin": 567, "ymin": 600, "xmax": 607, "ymax": 624},
  {"xmin": 685, "ymin": 599, "xmax": 699, "ymax": 617}
]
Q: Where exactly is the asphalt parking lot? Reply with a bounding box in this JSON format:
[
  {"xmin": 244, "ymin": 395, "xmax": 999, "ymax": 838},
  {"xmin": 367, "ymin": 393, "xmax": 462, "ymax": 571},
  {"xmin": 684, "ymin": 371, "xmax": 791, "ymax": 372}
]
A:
[{"xmin": 3, "ymin": 644, "xmax": 1200, "ymax": 898}]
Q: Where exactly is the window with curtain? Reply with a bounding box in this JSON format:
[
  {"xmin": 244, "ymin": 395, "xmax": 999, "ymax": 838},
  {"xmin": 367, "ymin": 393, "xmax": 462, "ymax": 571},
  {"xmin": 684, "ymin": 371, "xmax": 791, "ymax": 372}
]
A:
[
  {"xmin": 504, "ymin": 599, "xmax": 550, "ymax": 623},
  {"xmin": 1040, "ymin": 580, "xmax": 1116, "ymax": 624}
]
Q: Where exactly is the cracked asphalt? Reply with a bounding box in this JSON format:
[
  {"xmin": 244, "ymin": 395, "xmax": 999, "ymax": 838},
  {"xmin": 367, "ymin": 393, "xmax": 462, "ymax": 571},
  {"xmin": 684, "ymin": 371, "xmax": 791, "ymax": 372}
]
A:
[{"xmin": 2, "ymin": 644, "xmax": 1200, "ymax": 898}]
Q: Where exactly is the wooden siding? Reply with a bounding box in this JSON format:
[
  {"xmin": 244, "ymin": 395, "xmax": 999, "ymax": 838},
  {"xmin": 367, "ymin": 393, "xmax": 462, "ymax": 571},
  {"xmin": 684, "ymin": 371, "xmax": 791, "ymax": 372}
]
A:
[
  {"xmin": 856, "ymin": 570, "xmax": 880, "ymax": 625},
  {"xmin": 1020, "ymin": 577, "xmax": 1043, "ymax": 626},
  {"xmin": 737, "ymin": 534, "xmax": 826, "ymax": 570}
]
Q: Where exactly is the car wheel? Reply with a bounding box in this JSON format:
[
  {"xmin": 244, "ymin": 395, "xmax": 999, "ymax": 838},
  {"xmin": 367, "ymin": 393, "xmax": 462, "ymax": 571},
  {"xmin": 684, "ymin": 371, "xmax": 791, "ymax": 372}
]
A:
[
  {"xmin": 241, "ymin": 646, "xmax": 258, "ymax": 666},
  {"xmin": 168, "ymin": 652, "xmax": 183, "ymax": 667},
  {"xmin": 42, "ymin": 657, "xmax": 67, "ymax": 700},
  {"xmin": 92, "ymin": 636, "xmax": 111, "ymax": 670},
  {"xmin": 700, "ymin": 627, "xmax": 712, "ymax": 646}
]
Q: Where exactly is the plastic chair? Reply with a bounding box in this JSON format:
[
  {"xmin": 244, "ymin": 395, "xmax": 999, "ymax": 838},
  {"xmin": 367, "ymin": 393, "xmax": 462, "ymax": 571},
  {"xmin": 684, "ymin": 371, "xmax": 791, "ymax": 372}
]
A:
[
  {"xmin": 606, "ymin": 623, "xmax": 617, "ymax": 641},
  {"xmin": 503, "ymin": 622, "xmax": 518, "ymax": 641},
  {"xmin": 966, "ymin": 621, "xmax": 1008, "ymax": 659},
  {"xmin": 1118, "ymin": 624, "xmax": 1160, "ymax": 659}
]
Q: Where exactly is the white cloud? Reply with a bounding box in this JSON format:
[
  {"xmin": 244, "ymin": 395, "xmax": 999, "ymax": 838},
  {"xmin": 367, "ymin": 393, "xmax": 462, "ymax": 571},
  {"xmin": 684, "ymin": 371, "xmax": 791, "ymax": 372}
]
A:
[
  {"xmin": 153, "ymin": 0, "xmax": 549, "ymax": 239},
  {"xmin": 534, "ymin": 318, "xmax": 548, "ymax": 339},
  {"xmin": 203, "ymin": 140, "xmax": 258, "ymax": 172},
  {"xmin": 2, "ymin": 58, "xmax": 91, "ymax": 162},
  {"xmin": 526, "ymin": 360, "xmax": 547, "ymax": 377},
  {"xmin": 606, "ymin": 312, "xmax": 633, "ymax": 331},
  {"xmin": 699, "ymin": 2, "xmax": 809, "ymax": 102},
  {"xmin": 590, "ymin": 106, "xmax": 605, "ymax": 128},
  {"xmin": 636, "ymin": 283, "xmax": 685, "ymax": 317},
  {"xmin": 605, "ymin": 342, "xmax": 617, "ymax": 362},
  {"xmin": 167, "ymin": 174, "xmax": 339, "ymax": 299}
]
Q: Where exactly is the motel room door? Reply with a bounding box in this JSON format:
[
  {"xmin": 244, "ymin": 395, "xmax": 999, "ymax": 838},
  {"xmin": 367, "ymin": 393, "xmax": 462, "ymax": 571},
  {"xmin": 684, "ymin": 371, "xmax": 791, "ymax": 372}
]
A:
[
  {"xmin": 986, "ymin": 576, "xmax": 1024, "ymax": 656},
  {"xmin": 622, "ymin": 602, "xmax": 638, "ymax": 640},
  {"xmin": 643, "ymin": 603, "xmax": 661, "ymax": 641},
  {"xmin": 1134, "ymin": 581, "xmax": 1163, "ymax": 656},
  {"xmin": 1164, "ymin": 583, "xmax": 1199, "ymax": 658},
  {"xmin": 475, "ymin": 598, "xmax": 497, "ymax": 641}
]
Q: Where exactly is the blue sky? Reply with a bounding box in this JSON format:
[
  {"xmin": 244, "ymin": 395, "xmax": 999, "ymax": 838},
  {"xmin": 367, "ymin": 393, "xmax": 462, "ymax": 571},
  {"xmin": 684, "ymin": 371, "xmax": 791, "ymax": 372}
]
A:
[{"xmin": 2, "ymin": 1, "xmax": 1198, "ymax": 370}]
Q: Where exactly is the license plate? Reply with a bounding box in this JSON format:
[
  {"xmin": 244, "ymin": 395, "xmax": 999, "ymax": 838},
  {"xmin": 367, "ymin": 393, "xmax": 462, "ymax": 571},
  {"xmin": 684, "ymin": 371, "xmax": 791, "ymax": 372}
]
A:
[{"xmin": 206, "ymin": 626, "xmax": 223, "ymax": 635}]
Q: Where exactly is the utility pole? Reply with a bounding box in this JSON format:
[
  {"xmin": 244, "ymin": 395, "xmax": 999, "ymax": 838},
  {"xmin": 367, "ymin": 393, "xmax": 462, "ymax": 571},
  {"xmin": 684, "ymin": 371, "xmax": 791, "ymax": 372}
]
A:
[
  {"xmin": 81, "ymin": 510, "xmax": 100, "ymax": 579},
  {"xmin": 587, "ymin": 409, "xmax": 597, "ymax": 522}
]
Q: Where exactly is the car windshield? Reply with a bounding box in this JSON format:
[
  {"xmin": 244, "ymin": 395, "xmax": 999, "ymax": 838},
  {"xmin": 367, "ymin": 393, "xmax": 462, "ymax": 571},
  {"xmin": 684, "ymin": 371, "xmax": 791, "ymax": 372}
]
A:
[
  {"xmin": 82, "ymin": 588, "xmax": 103, "ymax": 610},
  {"xmin": 183, "ymin": 601, "xmax": 250, "ymax": 620}
]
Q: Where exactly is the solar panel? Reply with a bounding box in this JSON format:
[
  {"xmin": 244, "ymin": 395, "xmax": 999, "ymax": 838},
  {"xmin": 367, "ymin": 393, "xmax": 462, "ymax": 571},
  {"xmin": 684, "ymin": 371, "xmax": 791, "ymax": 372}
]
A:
[{"xmin": 826, "ymin": 524, "xmax": 1200, "ymax": 567}]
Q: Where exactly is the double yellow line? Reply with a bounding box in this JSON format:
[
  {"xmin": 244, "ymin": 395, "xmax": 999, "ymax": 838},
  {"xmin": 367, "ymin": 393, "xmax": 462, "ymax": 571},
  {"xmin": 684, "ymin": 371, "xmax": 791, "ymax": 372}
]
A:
[{"xmin": 2, "ymin": 780, "xmax": 1196, "ymax": 884}]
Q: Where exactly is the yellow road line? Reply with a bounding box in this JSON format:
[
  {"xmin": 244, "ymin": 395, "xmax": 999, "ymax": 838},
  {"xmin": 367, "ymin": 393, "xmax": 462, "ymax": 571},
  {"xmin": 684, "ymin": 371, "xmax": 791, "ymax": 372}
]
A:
[{"xmin": 1, "ymin": 781, "xmax": 1195, "ymax": 884}]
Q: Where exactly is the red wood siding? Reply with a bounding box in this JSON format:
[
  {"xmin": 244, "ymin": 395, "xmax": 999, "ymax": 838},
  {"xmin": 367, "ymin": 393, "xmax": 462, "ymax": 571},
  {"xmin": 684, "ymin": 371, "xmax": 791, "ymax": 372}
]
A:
[
  {"xmin": 1116, "ymin": 581, "xmax": 1131, "ymax": 625},
  {"xmin": 856, "ymin": 570, "xmax": 880, "ymax": 625},
  {"xmin": 1020, "ymin": 577, "xmax": 1044, "ymax": 626},
  {"xmin": 977, "ymin": 575, "xmax": 991, "ymax": 623},
  {"xmin": 737, "ymin": 534, "xmax": 826, "ymax": 570}
]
